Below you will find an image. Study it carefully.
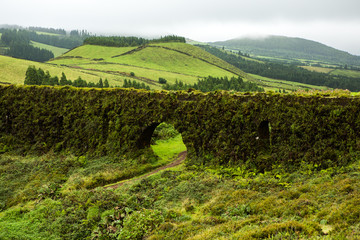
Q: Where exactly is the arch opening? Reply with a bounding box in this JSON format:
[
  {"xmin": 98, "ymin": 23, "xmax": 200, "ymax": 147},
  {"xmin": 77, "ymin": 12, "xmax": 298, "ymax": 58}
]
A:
[
  {"xmin": 136, "ymin": 122, "xmax": 160, "ymax": 149},
  {"xmin": 150, "ymin": 122, "xmax": 187, "ymax": 162},
  {"xmin": 257, "ymin": 120, "xmax": 271, "ymax": 151},
  {"xmin": 258, "ymin": 120, "xmax": 270, "ymax": 140}
]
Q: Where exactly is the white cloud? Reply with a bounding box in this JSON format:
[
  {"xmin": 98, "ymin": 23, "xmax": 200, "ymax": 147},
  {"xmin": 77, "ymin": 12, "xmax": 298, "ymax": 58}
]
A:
[{"xmin": 1, "ymin": 0, "xmax": 359, "ymax": 55}]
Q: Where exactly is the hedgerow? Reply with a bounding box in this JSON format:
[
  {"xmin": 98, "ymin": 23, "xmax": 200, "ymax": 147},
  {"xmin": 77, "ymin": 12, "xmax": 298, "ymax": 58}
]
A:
[{"xmin": 1, "ymin": 85, "xmax": 359, "ymax": 169}]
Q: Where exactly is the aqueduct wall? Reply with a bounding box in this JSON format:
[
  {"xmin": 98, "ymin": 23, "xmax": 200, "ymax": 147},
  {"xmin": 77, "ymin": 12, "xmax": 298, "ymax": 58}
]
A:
[{"xmin": 1, "ymin": 85, "xmax": 359, "ymax": 169}]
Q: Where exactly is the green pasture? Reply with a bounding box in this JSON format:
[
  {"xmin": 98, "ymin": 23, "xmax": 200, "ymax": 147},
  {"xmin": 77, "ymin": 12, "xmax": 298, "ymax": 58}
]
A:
[
  {"xmin": 106, "ymin": 48, "xmax": 237, "ymax": 80},
  {"xmin": 48, "ymin": 42, "xmax": 245, "ymax": 87},
  {"xmin": 76, "ymin": 63, "xmax": 199, "ymax": 86},
  {"xmin": 301, "ymin": 65, "xmax": 334, "ymax": 74},
  {"xmin": 152, "ymin": 134, "xmax": 187, "ymax": 162},
  {"xmin": 151, "ymin": 43, "xmax": 245, "ymax": 75},
  {"xmin": 31, "ymin": 41, "xmax": 68, "ymax": 57},
  {"xmin": 0, "ymin": 55, "xmax": 127, "ymax": 86},
  {"xmin": 59, "ymin": 43, "xmax": 239, "ymax": 79},
  {"xmin": 36, "ymin": 31, "xmax": 61, "ymax": 36},
  {"xmin": 330, "ymin": 69, "xmax": 360, "ymax": 78},
  {"xmin": 62, "ymin": 44, "xmax": 136, "ymax": 59},
  {"xmin": 301, "ymin": 66, "xmax": 360, "ymax": 78},
  {"xmin": 249, "ymin": 73, "xmax": 329, "ymax": 91}
]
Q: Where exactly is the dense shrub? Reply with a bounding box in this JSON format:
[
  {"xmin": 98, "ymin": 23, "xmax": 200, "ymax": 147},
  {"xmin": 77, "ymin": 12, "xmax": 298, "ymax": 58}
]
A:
[{"xmin": 0, "ymin": 85, "xmax": 359, "ymax": 169}]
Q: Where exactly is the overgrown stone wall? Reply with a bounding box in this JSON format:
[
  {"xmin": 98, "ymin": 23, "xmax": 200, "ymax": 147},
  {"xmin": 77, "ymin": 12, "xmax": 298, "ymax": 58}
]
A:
[{"xmin": 1, "ymin": 85, "xmax": 360, "ymax": 169}]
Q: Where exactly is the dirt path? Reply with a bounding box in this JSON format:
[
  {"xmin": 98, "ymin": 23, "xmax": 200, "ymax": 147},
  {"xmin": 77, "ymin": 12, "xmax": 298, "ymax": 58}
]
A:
[{"xmin": 105, "ymin": 151, "xmax": 187, "ymax": 189}]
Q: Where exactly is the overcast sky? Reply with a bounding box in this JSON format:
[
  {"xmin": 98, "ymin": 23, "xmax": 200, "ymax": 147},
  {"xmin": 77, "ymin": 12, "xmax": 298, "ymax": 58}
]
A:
[{"xmin": 2, "ymin": 0, "xmax": 360, "ymax": 55}]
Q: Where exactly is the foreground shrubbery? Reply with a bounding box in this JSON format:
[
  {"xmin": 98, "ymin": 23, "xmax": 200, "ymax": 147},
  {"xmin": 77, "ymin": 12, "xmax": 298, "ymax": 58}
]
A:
[{"xmin": 1, "ymin": 149, "xmax": 360, "ymax": 239}]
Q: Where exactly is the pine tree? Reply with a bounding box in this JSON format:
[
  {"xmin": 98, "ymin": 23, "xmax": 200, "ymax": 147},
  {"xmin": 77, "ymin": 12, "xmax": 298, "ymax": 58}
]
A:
[
  {"xmin": 60, "ymin": 72, "xmax": 68, "ymax": 86},
  {"xmin": 97, "ymin": 78, "xmax": 103, "ymax": 88},
  {"xmin": 104, "ymin": 79, "xmax": 109, "ymax": 88},
  {"xmin": 24, "ymin": 66, "xmax": 39, "ymax": 85}
]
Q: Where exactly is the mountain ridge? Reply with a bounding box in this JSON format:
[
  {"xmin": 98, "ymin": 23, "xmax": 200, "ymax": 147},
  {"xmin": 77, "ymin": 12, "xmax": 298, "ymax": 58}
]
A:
[{"xmin": 209, "ymin": 35, "xmax": 360, "ymax": 66}]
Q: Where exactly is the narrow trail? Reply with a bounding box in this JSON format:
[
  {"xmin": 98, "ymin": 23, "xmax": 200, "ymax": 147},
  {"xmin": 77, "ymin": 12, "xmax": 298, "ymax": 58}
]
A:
[{"xmin": 104, "ymin": 151, "xmax": 187, "ymax": 189}]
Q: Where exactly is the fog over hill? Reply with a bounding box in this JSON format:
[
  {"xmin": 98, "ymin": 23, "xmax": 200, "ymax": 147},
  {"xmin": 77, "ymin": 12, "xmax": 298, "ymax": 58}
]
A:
[{"xmin": 210, "ymin": 35, "xmax": 360, "ymax": 66}]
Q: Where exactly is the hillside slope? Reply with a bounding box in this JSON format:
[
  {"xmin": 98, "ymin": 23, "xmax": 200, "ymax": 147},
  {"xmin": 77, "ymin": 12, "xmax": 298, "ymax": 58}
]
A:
[
  {"xmin": 210, "ymin": 35, "xmax": 360, "ymax": 66},
  {"xmin": 30, "ymin": 41, "xmax": 68, "ymax": 57},
  {"xmin": 49, "ymin": 42, "xmax": 254, "ymax": 88},
  {"xmin": 0, "ymin": 55, "xmax": 127, "ymax": 86}
]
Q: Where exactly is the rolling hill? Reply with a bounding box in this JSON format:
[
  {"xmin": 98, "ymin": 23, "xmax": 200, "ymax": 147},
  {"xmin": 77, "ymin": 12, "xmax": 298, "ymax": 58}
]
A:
[
  {"xmin": 0, "ymin": 41, "xmax": 255, "ymax": 89},
  {"xmin": 48, "ymin": 42, "xmax": 254, "ymax": 88},
  {"xmin": 210, "ymin": 35, "xmax": 360, "ymax": 67},
  {"xmin": 0, "ymin": 55, "xmax": 128, "ymax": 86},
  {"xmin": 30, "ymin": 41, "xmax": 68, "ymax": 57},
  {"xmin": 0, "ymin": 40, "xmax": 331, "ymax": 91}
]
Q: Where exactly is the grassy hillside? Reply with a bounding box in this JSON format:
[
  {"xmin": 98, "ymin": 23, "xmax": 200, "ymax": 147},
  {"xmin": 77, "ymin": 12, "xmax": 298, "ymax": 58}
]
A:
[
  {"xmin": 0, "ymin": 55, "xmax": 129, "ymax": 86},
  {"xmin": 49, "ymin": 42, "xmax": 253, "ymax": 88},
  {"xmin": 31, "ymin": 41, "xmax": 68, "ymax": 57},
  {"xmin": 211, "ymin": 35, "xmax": 360, "ymax": 67},
  {"xmin": 249, "ymin": 73, "xmax": 329, "ymax": 91},
  {"xmin": 302, "ymin": 66, "xmax": 360, "ymax": 78}
]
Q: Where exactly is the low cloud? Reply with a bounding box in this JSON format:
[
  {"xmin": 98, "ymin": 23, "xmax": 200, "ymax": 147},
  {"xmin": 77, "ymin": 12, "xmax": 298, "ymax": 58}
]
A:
[{"xmin": 1, "ymin": 0, "xmax": 359, "ymax": 55}]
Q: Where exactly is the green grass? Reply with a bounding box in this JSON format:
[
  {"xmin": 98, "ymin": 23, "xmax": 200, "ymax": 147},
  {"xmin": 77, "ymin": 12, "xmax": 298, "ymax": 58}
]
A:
[
  {"xmin": 31, "ymin": 41, "xmax": 68, "ymax": 58},
  {"xmin": 61, "ymin": 44, "xmax": 136, "ymax": 59},
  {"xmin": 49, "ymin": 42, "xmax": 253, "ymax": 88},
  {"xmin": 301, "ymin": 65, "xmax": 334, "ymax": 74},
  {"xmin": 152, "ymin": 134, "xmax": 187, "ymax": 162},
  {"xmin": 249, "ymin": 73, "xmax": 330, "ymax": 91},
  {"xmin": 0, "ymin": 55, "xmax": 132, "ymax": 86},
  {"xmin": 1, "ymin": 150, "xmax": 360, "ymax": 239},
  {"xmin": 150, "ymin": 43, "xmax": 247, "ymax": 76},
  {"xmin": 330, "ymin": 69, "xmax": 360, "ymax": 78},
  {"xmin": 36, "ymin": 31, "xmax": 61, "ymax": 36}
]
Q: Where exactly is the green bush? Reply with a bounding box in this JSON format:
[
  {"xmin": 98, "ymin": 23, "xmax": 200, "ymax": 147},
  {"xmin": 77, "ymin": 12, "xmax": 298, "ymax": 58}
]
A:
[{"xmin": 152, "ymin": 123, "xmax": 179, "ymax": 142}]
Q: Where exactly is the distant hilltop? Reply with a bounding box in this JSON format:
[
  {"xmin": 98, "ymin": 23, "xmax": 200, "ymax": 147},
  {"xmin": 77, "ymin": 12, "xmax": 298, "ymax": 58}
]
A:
[{"xmin": 210, "ymin": 35, "xmax": 360, "ymax": 67}]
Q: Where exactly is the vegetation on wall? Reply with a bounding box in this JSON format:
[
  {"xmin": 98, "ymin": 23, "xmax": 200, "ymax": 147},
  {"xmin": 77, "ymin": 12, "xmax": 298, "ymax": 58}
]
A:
[{"xmin": 0, "ymin": 85, "xmax": 359, "ymax": 171}]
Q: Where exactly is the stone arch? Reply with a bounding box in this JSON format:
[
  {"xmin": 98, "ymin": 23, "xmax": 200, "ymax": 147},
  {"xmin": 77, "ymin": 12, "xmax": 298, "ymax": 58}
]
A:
[
  {"xmin": 136, "ymin": 122, "xmax": 160, "ymax": 149},
  {"xmin": 257, "ymin": 120, "xmax": 271, "ymax": 153},
  {"xmin": 258, "ymin": 120, "xmax": 270, "ymax": 141},
  {"xmin": 136, "ymin": 122, "xmax": 188, "ymax": 160}
]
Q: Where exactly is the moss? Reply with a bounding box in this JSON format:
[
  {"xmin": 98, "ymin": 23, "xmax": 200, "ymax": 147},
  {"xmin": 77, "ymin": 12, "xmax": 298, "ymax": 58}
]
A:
[
  {"xmin": 1, "ymin": 85, "xmax": 360, "ymax": 169},
  {"xmin": 250, "ymin": 221, "xmax": 322, "ymax": 239}
]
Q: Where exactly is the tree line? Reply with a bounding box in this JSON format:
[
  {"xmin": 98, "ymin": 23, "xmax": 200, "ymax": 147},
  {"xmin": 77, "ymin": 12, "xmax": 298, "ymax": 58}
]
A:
[
  {"xmin": 29, "ymin": 31, "xmax": 85, "ymax": 49},
  {"xmin": 198, "ymin": 45, "xmax": 360, "ymax": 91},
  {"xmin": 0, "ymin": 28, "xmax": 87, "ymax": 59},
  {"xmin": 83, "ymin": 35, "xmax": 186, "ymax": 47},
  {"xmin": 162, "ymin": 76, "xmax": 264, "ymax": 92},
  {"xmin": 28, "ymin": 27, "xmax": 67, "ymax": 35},
  {"xmin": 0, "ymin": 29, "xmax": 54, "ymax": 62},
  {"xmin": 24, "ymin": 66, "xmax": 109, "ymax": 88},
  {"xmin": 122, "ymin": 79, "xmax": 150, "ymax": 90}
]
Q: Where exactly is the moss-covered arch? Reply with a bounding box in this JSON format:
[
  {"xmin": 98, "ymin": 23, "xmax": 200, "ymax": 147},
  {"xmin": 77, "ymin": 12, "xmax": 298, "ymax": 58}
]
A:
[{"xmin": 1, "ymin": 85, "xmax": 360, "ymax": 169}]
